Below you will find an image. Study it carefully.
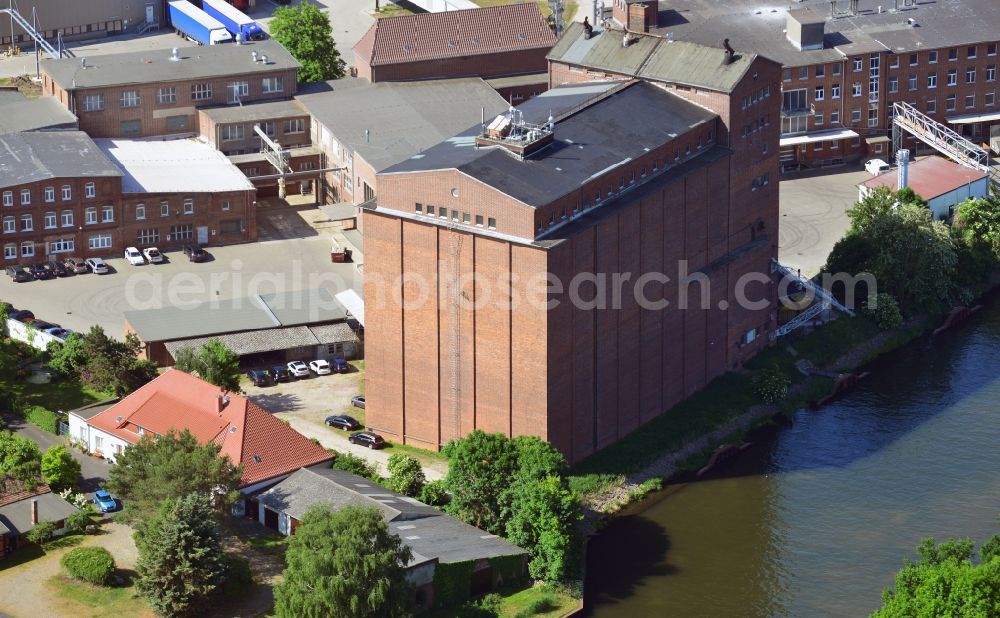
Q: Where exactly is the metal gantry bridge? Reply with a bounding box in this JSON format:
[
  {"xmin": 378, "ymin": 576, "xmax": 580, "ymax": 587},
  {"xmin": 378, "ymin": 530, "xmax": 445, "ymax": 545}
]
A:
[
  {"xmin": 891, "ymin": 101, "xmax": 996, "ymax": 186},
  {"xmin": 770, "ymin": 259, "xmax": 855, "ymax": 340},
  {"xmin": 0, "ymin": 5, "xmax": 68, "ymax": 60}
]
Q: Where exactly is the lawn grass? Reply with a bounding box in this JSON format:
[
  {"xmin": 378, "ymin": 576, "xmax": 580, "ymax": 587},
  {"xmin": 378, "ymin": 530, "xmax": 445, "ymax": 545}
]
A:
[
  {"xmin": 244, "ymin": 533, "xmax": 288, "ymax": 558},
  {"xmin": 499, "ymin": 585, "xmax": 579, "ymax": 617},
  {"xmin": 0, "ymin": 338, "xmax": 106, "ymax": 416},
  {"xmin": 47, "ymin": 574, "xmax": 152, "ymax": 617},
  {"xmin": 788, "ymin": 314, "xmax": 881, "ymax": 369},
  {"xmin": 383, "ymin": 439, "xmax": 450, "ymax": 466},
  {"xmin": 374, "ymin": 0, "xmax": 420, "ymax": 16}
]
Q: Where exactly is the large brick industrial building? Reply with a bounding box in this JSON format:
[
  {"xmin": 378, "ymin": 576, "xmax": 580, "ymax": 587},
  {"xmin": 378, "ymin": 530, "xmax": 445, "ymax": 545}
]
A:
[
  {"xmin": 363, "ymin": 28, "xmax": 782, "ymax": 462},
  {"xmin": 603, "ymin": 0, "xmax": 1000, "ymax": 169}
]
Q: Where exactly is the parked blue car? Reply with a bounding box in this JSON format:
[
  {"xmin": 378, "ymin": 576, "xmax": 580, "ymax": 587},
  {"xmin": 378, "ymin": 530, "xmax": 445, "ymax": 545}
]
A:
[{"xmin": 93, "ymin": 489, "xmax": 117, "ymax": 513}]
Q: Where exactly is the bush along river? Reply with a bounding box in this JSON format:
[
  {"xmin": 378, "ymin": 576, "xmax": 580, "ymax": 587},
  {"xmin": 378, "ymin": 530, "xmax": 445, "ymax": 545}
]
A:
[{"xmin": 583, "ymin": 299, "xmax": 1000, "ymax": 617}]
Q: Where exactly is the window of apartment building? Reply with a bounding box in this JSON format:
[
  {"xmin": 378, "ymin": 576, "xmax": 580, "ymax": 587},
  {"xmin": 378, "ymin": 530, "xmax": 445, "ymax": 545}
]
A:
[
  {"xmin": 84, "ymin": 207, "xmax": 97, "ymax": 224},
  {"xmin": 19, "ymin": 189, "xmax": 29, "ymax": 205},
  {"xmin": 170, "ymin": 224, "xmax": 193, "ymax": 241},
  {"xmin": 120, "ymin": 90, "xmax": 140, "ymax": 108},
  {"xmin": 908, "ymin": 75, "xmax": 917, "ymax": 91},
  {"xmin": 414, "ymin": 203, "xmax": 422, "ymax": 214},
  {"xmin": 44, "ymin": 186, "xmax": 54, "ymax": 202},
  {"xmin": 89, "ymin": 234, "xmax": 112, "ymax": 250},
  {"xmin": 888, "ymin": 55, "xmax": 899, "ymax": 69},
  {"xmin": 782, "ymin": 68, "xmax": 791, "ymax": 82},
  {"xmin": 487, "ymin": 217, "xmax": 496, "ymax": 230},
  {"xmin": 946, "ymin": 94, "xmax": 956, "ymax": 111},
  {"xmin": 426, "ymin": 205, "xmax": 435, "ymax": 216},
  {"xmin": 967, "ymin": 67, "xmax": 977, "ymax": 83},
  {"xmin": 830, "ymin": 109, "xmax": 840, "ymax": 124},
  {"xmin": 968, "ymin": 45, "xmax": 978, "ymax": 59},
  {"xmin": 44, "ymin": 212, "xmax": 56, "ymax": 228},
  {"xmin": 160, "ymin": 201, "xmax": 170, "ymax": 217},
  {"xmin": 191, "ymin": 83, "xmax": 212, "ymax": 101},
  {"xmin": 814, "ymin": 86, "xmax": 824, "ymax": 101},
  {"xmin": 137, "ymin": 228, "xmax": 160, "ymax": 245},
  {"xmin": 3, "ymin": 244, "xmax": 13, "ymax": 259},
  {"xmin": 2, "ymin": 217, "xmax": 13, "ymax": 233},
  {"xmin": 62, "ymin": 185, "xmax": 71, "ymax": 200},
  {"xmin": 102, "ymin": 205, "xmax": 114, "ymax": 222},
  {"xmin": 986, "ymin": 92, "xmax": 996, "ymax": 106},
  {"xmin": 989, "ymin": 44, "xmax": 998, "ymax": 56},
  {"xmin": 157, "ymin": 87, "xmax": 177, "ymax": 105},
  {"xmin": 166, "ymin": 115, "xmax": 188, "ymax": 131},
  {"xmin": 929, "ymin": 50, "xmax": 938, "ymax": 63},
  {"xmin": 462, "ymin": 212, "xmax": 470, "ymax": 224},
  {"xmin": 909, "ymin": 53, "xmax": 918, "ymax": 66},
  {"xmin": 84, "ymin": 182, "xmax": 95, "ymax": 198},
  {"xmin": 799, "ymin": 67, "xmax": 808, "ymax": 80},
  {"xmin": 926, "ymin": 98, "xmax": 937, "ymax": 113},
  {"xmin": 49, "ymin": 238, "xmax": 74, "ymax": 254},
  {"xmin": 449, "ymin": 209, "xmax": 458, "ymax": 222},
  {"xmin": 851, "ymin": 108, "xmax": 862, "ymax": 122},
  {"xmin": 83, "ymin": 94, "xmax": 104, "ymax": 112},
  {"xmin": 853, "ymin": 57, "xmax": 863, "ymax": 71},
  {"xmin": 831, "ymin": 83, "xmax": 841, "ymax": 99},
  {"xmin": 258, "ymin": 121, "xmax": 275, "ymax": 137},
  {"xmin": 183, "ymin": 199, "xmax": 193, "ymax": 215},
  {"xmin": 2, "ymin": 192, "xmax": 11, "ymax": 207},
  {"xmin": 475, "ymin": 215, "xmax": 484, "ymax": 227},
  {"xmin": 221, "ymin": 200, "xmax": 230, "ymax": 211},
  {"xmin": 438, "ymin": 206, "xmax": 447, "ymax": 219},
  {"xmin": 227, "ymin": 81, "xmax": 249, "ymax": 104},
  {"xmin": 948, "ymin": 48, "xmax": 958, "ymax": 61},
  {"xmin": 262, "ymin": 76, "xmax": 284, "ymax": 94},
  {"xmin": 988, "ymin": 65, "xmax": 997, "ymax": 82},
  {"xmin": 927, "ymin": 72, "xmax": 937, "ymax": 88},
  {"xmin": 219, "ymin": 219, "xmax": 241, "ymax": 235},
  {"xmin": 283, "ymin": 118, "xmax": 304, "ymax": 134},
  {"xmin": 120, "ymin": 120, "xmax": 141, "ymax": 136},
  {"xmin": 966, "ymin": 94, "xmax": 975, "ymax": 108},
  {"xmin": 813, "ymin": 65, "xmax": 824, "ymax": 78},
  {"xmin": 944, "ymin": 68, "xmax": 958, "ymax": 86},
  {"xmin": 886, "ymin": 77, "xmax": 897, "ymax": 94},
  {"xmin": 61, "ymin": 210, "xmax": 73, "ymax": 227},
  {"xmin": 851, "ymin": 82, "xmax": 862, "ymax": 97},
  {"xmin": 19, "ymin": 215, "xmax": 31, "ymax": 231},
  {"xmin": 20, "ymin": 241, "xmax": 33, "ymax": 258},
  {"xmin": 814, "ymin": 112, "xmax": 824, "ymax": 126},
  {"xmin": 135, "ymin": 204, "xmax": 145, "ymax": 220},
  {"xmin": 222, "ymin": 124, "xmax": 245, "ymax": 141},
  {"xmin": 781, "ymin": 115, "xmax": 808, "ymax": 134}
]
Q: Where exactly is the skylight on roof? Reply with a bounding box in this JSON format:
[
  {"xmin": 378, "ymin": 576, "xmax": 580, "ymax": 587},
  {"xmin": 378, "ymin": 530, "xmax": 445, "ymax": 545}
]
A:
[{"xmin": 252, "ymin": 454, "xmax": 261, "ymax": 463}]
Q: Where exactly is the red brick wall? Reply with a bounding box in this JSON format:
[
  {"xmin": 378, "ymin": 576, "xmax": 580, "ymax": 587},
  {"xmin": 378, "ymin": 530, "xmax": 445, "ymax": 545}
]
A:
[{"xmin": 362, "ymin": 48, "xmax": 551, "ymax": 84}]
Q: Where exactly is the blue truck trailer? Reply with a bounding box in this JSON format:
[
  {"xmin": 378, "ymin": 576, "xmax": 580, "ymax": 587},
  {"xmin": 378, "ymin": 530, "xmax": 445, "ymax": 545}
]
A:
[
  {"xmin": 167, "ymin": 0, "xmax": 232, "ymax": 45},
  {"xmin": 201, "ymin": 0, "xmax": 266, "ymax": 41}
]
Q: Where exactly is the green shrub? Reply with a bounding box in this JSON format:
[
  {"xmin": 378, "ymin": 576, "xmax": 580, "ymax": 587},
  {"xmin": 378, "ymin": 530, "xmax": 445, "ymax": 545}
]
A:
[
  {"xmin": 25, "ymin": 520, "xmax": 57, "ymax": 544},
  {"xmin": 864, "ymin": 292, "xmax": 904, "ymax": 330},
  {"xmin": 751, "ymin": 366, "xmax": 790, "ymax": 404},
  {"xmin": 433, "ymin": 560, "xmax": 475, "ymax": 608},
  {"xmin": 513, "ymin": 593, "xmax": 558, "ymax": 618},
  {"xmin": 61, "ymin": 546, "xmax": 116, "ymax": 585},
  {"xmin": 24, "ymin": 405, "xmax": 59, "ymax": 434},
  {"xmin": 331, "ymin": 452, "xmax": 379, "ymax": 481},
  {"xmin": 385, "ymin": 453, "xmax": 425, "ymax": 497},
  {"xmin": 455, "ymin": 593, "xmax": 503, "ymax": 618},
  {"xmin": 219, "ymin": 553, "xmax": 253, "ymax": 597},
  {"xmin": 65, "ymin": 505, "xmax": 98, "ymax": 534},
  {"xmin": 418, "ymin": 479, "xmax": 450, "ymax": 507}
]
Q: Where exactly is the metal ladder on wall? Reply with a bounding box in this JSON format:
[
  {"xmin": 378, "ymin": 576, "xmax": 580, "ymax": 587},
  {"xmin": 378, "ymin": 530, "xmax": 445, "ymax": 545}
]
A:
[{"xmin": 770, "ymin": 259, "xmax": 854, "ymax": 340}]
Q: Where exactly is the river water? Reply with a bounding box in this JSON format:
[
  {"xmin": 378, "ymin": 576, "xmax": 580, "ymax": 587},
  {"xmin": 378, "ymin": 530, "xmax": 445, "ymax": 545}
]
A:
[{"xmin": 584, "ymin": 301, "xmax": 1000, "ymax": 617}]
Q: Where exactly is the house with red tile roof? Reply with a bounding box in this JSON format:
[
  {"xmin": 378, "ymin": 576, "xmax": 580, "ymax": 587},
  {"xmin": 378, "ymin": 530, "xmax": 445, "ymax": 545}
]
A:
[
  {"xmin": 67, "ymin": 369, "xmax": 332, "ymax": 492},
  {"xmin": 352, "ymin": 3, "xmax": 556, "ymax": 103}
]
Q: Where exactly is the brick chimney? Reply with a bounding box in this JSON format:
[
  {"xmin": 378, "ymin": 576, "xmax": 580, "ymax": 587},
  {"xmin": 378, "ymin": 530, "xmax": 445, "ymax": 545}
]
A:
[
  {"xmin": 216, "ymin": 387, "xmax": 230, "ymax": 415},
  {"xmin": 31, "ymin": 498, "xmax": 38, "ymax": 525}
]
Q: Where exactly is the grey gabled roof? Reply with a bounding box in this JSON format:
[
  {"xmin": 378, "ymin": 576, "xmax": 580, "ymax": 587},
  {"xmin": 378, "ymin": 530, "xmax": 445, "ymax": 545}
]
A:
[
  {"xmin": 0, "ymin": 491, "xmax": 78, "ymax": 536},
  {"xmin": 199, "ymin": 98, "xmax": 308, "ymax": 125},
  {"xmin": 0, "ymin": 96, "xmax": 77, "ymax": 135},
  {"xmin": 162, "ymin": 322, "xmax": 358, "ymax": 358},
  {"xmin": 382, "ymin": 80, "xmax": 717, "ymax": 207},
  {"xmin": 294, "ymin": 77, "xmax": 509, "ymax": 173},
  {"xmin": 0, "ymin": 131, "xmax": 121, "ymax": 190},
  {"xmin": 41, "ymin": 39, "xmax": 298, "ymax": 90},
  {"xmin": 67, "ymin": 398, "xmax": 120, "ymax": 422},
  {"xmin": 124, "ymin": 288, "xmax": 347, "ymax": 343}
]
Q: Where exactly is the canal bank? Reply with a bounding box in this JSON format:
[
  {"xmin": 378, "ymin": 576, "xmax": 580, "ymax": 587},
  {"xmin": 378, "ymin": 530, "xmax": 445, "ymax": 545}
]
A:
[{"xmin": 581, "ymin": 296, "xmax": 1000, "ymax": 616}]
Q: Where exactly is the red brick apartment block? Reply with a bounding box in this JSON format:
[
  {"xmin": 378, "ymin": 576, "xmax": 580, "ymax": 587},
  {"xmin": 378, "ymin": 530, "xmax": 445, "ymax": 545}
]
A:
[{"xmin": 363, "ymin": 27, "xmax": 782, "ymax": 462}]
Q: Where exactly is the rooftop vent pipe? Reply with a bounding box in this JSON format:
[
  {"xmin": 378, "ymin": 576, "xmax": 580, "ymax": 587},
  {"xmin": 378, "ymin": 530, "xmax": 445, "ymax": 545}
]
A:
[
  {"xmin": 170, "ymin": 48, "xmax": 179, "ymax": 61},
  {"xmin": 261, "ymin": 54, "xmax": 268, "ymax": 65},
  {"xmin": 251, "ymin": 50, "xmax": 258, "ymax": 63},
  {"xmin": 722, "ymin": 38, "xmax": 735, "ymax": 64},
  {"xmin": 897, "ymin": 149, "xmax": 910, "ymax": 190}
]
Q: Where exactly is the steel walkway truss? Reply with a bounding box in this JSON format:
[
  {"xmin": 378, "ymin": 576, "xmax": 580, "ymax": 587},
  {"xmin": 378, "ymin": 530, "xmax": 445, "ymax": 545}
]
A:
[
  {"xmin": 0, "ymin": 6, "xmax": 65, "ymax": 59},
  {"xmin": 770, "ymin": 259, "xmax": 854, "ymax": 340},
  {"xmin": 891, "ymin": 101, "xmax": 995, "ymax": 185}
]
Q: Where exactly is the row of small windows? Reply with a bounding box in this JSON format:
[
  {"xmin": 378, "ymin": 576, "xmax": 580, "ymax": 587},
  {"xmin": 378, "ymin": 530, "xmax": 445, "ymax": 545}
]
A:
[
  {"xmin": 783, "ymin": 44, "xmax": 998, "ymax": 81},
  {"xmin": 2, "ymin": 207, "xmax": 113, "ymax": 232},
  {"xmin": 3, "ymin": 183, "xmax": 95, "ymax": 206},
  {"xmin": 413, "ymin": 204, "xmax": 497, "ymax": 230},
  {"xmin": 221, "ymin": 118, "xmax": 305, "ymax": 142},
  {"xmin": 81, "ymin": 77, "xmax": 285, "ymax": 112},
  {"xmin": 740, "ymin": 86, "xmax": 771, "ymax": 111}
]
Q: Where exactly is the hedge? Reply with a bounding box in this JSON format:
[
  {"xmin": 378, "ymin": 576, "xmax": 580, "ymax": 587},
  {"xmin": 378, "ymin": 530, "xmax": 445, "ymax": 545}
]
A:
[
  {"xmin": 61, "ymin": 546, "xmax": 116, "ymax": 585},
  {"xmin": 25, "ymin": 405, "xmax": 59, "ymax": 434}
]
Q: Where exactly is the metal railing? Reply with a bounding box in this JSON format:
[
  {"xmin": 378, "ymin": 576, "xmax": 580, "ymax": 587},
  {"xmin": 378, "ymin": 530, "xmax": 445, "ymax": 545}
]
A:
[
  {"xmin": 0, "ymin": 7, "xmax": 64, "ymax": 59},
  {"xmin": 891, "ymin": 101, "xmax": 992, "ymax": 181}
]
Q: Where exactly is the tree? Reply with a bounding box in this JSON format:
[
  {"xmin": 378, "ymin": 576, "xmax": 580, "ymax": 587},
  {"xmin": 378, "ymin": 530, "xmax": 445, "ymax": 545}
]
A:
[
  {"xmin": 25, "ymin": 520, "xmax": 57, "ymax": 544},
  {"xmin": 506, "ymin": 475, "xmax": 582, "ymax": 583},
  {"xmin": 442, "ymin": 430, "xmax": 519, "ymax": 535},
  {"xmin": 0, "ymin": 429, "xmax": 42, "ymax": 486},
  {"xmin": 135, "ymin": 493, "xmax": 227, "ymax": 617},
  {"xmin": 46, "ymin": 332, "xmax": 88, "ymax": 376},
  {"xmin": 953, "ymin": 195, "xmax": 1000, "ymax": 261},
  {"xmin": 80, "ymin": 327, "xmax": 158, "ymax": 396},
  {"xmin": 274, "ymin": 504, "xmax": 413, "ymax": 618},
  {"xmin": 41, "ymin": 444, "xmax": 81, "ymax": 492},
  {"xmin": 332, "ymin": 451, "xmax": 380, "ymax": 481},
  {"xmin": 65, "ymin": 504, "xmax": 98, "ymax": 534},
  {"xmin": 105, "ymin": 429, "xmax": 241, "ymax": 525},
  {"xmin": 269, "ymin": 3, "xmax": 345, "ymax": 82},
  {"xmin": 873, "ymin": 532, "xmax": 1000, "ymax": 617},
  {"xmin": 385, "ymin": 453, "xmax": 425, "ymax": 498},
  {"xmin": 173, "ymin": 339, "xmax": 242, "ymax": 393}
]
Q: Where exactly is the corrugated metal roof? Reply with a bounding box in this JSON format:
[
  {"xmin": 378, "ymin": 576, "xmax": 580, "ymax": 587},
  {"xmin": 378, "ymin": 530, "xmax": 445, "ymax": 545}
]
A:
[
  {"xmin": 95, "ymin": 137, "xmax": 254, "ymax": 193},
  {"xmin": 355, "ymin": 3, "xmax": 555, "ymax": 67},
  {"xmin": 0, "ymin": 131, "xmax": 121, "ymax": 190}
]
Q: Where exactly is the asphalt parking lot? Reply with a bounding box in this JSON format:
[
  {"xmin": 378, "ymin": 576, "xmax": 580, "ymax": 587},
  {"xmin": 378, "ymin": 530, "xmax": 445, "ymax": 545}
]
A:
[
  {"xmin": 0, "ymin": 213, "xmax": 361, "ymax": 338},
  {"xmin": 778, "ymin": 165, "xmax": 869, "ymax": 277}
]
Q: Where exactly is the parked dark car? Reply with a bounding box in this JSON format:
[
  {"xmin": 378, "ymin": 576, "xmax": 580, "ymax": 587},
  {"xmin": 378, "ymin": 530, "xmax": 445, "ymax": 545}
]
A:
[
  {"xmin": 351, "ymin": 395, "xmax": 365, "ymax": 409},
  {"xmin": 332, "ymin": 357, "xmax": 350, "ymax": 373},
  {"xmin": 29, "ymin": 321, "xmax": 58, "ymax": 331},
  {"xmin": 64, "ymin": 257, "xmax": 89, "ymax": 274},
  {"xmin": 325, "ymin": 414, "xmax": 360, "ymax": 431},
  {"xmin": 183, "ymin": 244, "xmax": 208, "ymax": 262},
  {"xmin": 29, "ymin": 263, "xmax": 54, "ymax": 280},
  {"xmin": 245, "ymin": 369, "xmax": 271, "ymax": 387},
  {"xmin": 5, "ymin": 266, "xmax": 31, "ymax": 282},
  {"xmin": 270, "ymin": 366, "xmax": 290, "ymax": 382},
  {"xmin": 46, "ymin": 260, "xmax": 71, "ymax": 277},
  {"xmin": 349, "ymin": 431, "xmax": 385, "ymax": 449},
  {"xmin": 9, "ymin": 310, "xmax": 34, "ymax": 322}
]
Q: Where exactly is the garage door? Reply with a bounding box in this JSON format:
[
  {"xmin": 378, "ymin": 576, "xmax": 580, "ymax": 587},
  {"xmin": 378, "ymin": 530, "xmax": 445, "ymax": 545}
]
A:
[{"xmin": 264, "ymin": 507, "xmax": 280, "ymax": 531}]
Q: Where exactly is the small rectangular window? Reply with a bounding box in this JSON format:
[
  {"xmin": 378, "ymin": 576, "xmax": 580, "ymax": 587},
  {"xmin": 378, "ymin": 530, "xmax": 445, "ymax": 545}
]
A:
[
  {"xmin": 427, "ymin": 205, "xmax": 435, "ymax": 216},
  {"xmin": 462, "ymin": 212, "xmax": 470, "ymax": 224},
  {"xmin": 415, "ymin": 203, "xmax": 423, "ymax": 214},
  {"xmin": 475, "ymin": 215, "xmax": 484, "ymax": 227},
  {"xmin": 487, "ymin": 217, "xmax": 496, "ymax": 230}
]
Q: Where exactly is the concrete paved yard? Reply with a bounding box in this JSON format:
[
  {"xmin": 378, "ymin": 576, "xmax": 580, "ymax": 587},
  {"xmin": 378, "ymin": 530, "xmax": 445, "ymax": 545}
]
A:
[{"xmin": 778, "ymin": 166, "xmax": 869, "ymax": 277}]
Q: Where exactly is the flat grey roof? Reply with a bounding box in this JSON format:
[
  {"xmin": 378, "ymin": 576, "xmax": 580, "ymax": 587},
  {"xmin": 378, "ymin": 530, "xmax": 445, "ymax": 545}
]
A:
[
  {"xmin": 0, "ymin": 131, "xmax": 121, "ymax": 190},
  {"xmin": 484, "ymin": 72, "xmax": 549, "ymax": 89},
  {"xmin": 0, "ymin": 491, "xmax": 78, "ymax": 536},
  {"xmin": 199, "ymin": 98, "xmax": 308, "ymax": 124},
  {"xmin": 631, "ymin": 0, "xmax": 1000, "ymax": 68},
  {"xmin": 0, "ymin": 96, "xmax": 77, "ymax": 134},
  {"xmin": 258, "ymin": 466, "xmax": 526, "ymax": 565},
  {"xmin": 382, "ymin": 80, "xmax": 716, "ymax": 207},
  {"xmin": 124, "ymin": 288, "xmax": 347, "ymax": 342},
  {"xmin": 42, "ymin": 39, "xmax": 299, "ymax": 90},
  {"xmin": 294, "ymin": 77, "xmax": 509, "ymax": 173},
  {"xmin": 67, "ymin": 398, "xmax": 120, "ymax": 421}
]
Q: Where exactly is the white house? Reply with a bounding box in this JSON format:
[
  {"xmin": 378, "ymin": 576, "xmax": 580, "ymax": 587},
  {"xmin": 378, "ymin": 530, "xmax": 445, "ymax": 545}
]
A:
[{"xmin": 857, "ymin": 155, "xmax": 989, "ymax": 220}]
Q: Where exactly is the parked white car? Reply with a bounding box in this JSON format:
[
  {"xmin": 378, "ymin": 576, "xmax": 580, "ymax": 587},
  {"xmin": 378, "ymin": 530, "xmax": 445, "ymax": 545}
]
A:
[
  {"xmin": 287, "ymin": 360, "xmax": 310, "ymax": 378},
  {"xmin": 865, "ymin": 158, "xmax": 891, "ymax": 176},
  {"xmin": 308, "ymin": 359, "xmax": 332, "ymax": 375},
  {"xmin": 124, "ymin": 247, "xmax": 144, "ymax": 265},
  {"xmin": 85, "ymin": 257, "xmax": 110, "ymax": 274},
  {"xmin": 143, "ymin": 247, "xmax": 165, "ymax": 264}
]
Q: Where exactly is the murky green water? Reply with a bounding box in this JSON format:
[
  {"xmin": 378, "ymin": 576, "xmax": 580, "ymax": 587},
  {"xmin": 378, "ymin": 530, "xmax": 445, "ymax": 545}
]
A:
[{"xmin": 585, "ymin": 303, "xmax": 1000, "ymax": 617}]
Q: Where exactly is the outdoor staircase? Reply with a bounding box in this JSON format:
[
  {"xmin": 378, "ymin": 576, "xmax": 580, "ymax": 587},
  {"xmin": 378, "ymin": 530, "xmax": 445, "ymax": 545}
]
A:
[{"xmin": 136, "ymin": 21, "xmax": 160, "ymax": 35}]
